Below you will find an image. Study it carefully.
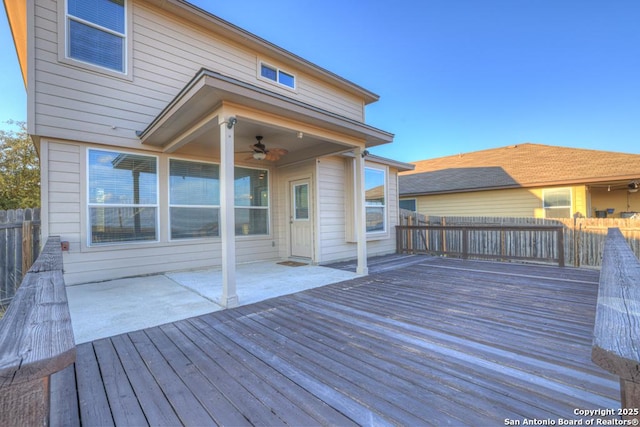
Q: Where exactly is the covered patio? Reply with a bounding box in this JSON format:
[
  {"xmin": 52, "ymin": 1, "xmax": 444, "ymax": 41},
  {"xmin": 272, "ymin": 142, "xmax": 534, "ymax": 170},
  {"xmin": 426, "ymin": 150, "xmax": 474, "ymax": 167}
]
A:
[
  {"xmin": 66, "ymin": 259, "xmax": 361, "ymax": 344},
  {"xmin": 134, "ymin": 69, "xmax": 396, "ymax": 309},
  {"xmin": 51, "ymin": 256, "xmax": 619, "ymax": 426}
]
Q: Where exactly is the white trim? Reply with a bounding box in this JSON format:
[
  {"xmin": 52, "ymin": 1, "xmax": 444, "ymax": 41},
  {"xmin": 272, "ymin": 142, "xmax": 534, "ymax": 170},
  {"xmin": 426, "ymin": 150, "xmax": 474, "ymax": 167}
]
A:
[
  {"xmin": 86, "ymin": 147, "xmax": 160, "ymax": 247},
  {"xmin": 542, "ymin": 187, "xmax": 573, "ymax": 218},
  {"xmin": 167, "ymin": 157, "xmax": 220, "ymax": 241},
  {"xmin": 39, "ymin": 140, "xmax": 50, "ymax": 244},
  {"xmin": 364, "ymin": 163, "xmax": 389, "ymax": 238},
  {"xmin": 257, "ymin": 59, "xmax": 297, "ymax": 91},
  {"xmin": 59, "ymin": 0, "xmax": 133, "ymax": 80}
]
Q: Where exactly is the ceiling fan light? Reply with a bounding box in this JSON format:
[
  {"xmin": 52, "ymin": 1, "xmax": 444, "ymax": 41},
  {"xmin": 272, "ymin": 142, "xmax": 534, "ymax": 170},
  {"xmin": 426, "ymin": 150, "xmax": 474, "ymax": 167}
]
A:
[{"xmin": 253, "ymin": 151, "xmax": 266, "ymax": 160}]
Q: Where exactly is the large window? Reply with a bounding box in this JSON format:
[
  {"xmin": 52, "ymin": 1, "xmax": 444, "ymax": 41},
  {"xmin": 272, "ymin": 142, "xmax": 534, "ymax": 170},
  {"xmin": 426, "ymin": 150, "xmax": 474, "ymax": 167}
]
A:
[
  {"xmin": 365, "ymin": 167, "xmax": 386, "ymax": 233},
  {"xmin": 543, "ymin": 188, "xmax": 571, "ymax": 218},
  {"xmin": 235, "ymin": 167, "xmax": 269, "ymax": 235},
  {"xmin": 88, "ymin": 150, "xmax": 158, "ymax": 244},
  {"xmin": 67, "ymin": 0, "xmax": 126, "ymax": 72},
  {"xmin": 169, "ymin": 160, "xmax": 220, "ymax": 239},
  {"xmin": 168, "ymin": 162, "xmax": 269, "ymax": 238}
]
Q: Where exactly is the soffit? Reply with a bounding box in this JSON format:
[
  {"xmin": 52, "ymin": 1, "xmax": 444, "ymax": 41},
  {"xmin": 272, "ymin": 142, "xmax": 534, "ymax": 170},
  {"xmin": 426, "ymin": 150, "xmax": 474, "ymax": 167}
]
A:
[{"xmin": 139, "ymin": 69, "xmax": 393, "ymax": 149}]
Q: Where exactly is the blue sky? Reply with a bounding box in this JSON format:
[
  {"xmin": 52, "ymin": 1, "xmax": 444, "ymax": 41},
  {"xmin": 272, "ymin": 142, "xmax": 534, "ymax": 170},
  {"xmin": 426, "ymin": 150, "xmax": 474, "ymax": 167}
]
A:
[{"xmin": 1, "ymin": 1, "xmax": 639, "ymax": 162}]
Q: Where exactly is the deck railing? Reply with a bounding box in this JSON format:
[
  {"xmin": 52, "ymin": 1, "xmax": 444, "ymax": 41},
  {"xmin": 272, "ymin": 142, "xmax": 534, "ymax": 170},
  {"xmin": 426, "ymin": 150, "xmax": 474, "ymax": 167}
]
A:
[
  {"xmin": 396, "ymin": 224, "xmax": 565, "ymax": 266},
  {"xmin": 591, "ymin": 228, "xmax": 640, "ymax": 418},
  {"xmin": 0, "ymin": 236, "xmax": 76, "ymax": 427}
]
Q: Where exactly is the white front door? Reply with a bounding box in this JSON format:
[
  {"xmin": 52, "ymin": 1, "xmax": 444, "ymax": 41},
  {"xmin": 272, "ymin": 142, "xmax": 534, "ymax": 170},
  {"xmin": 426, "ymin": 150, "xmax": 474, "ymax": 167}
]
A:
[{"xmin": 290, "ymin": 179, "xmax": 312, "ymax": 258}]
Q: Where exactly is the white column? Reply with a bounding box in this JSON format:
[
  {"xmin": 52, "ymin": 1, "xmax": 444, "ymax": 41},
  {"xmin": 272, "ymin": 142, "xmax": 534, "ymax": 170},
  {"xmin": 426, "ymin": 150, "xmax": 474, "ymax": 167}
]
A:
[
  {"xmin": 220, "ymin": 117, "xmax": 238, "ymax": 308},
  {"xmin": 354, "ymin": 147, "xmax": 368, "ymax": 275}
]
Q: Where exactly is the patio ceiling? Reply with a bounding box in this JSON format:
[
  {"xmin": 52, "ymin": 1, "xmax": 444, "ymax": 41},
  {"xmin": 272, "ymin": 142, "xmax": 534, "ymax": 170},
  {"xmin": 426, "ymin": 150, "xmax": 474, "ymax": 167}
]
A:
[{"xmin": 138, "ymin": 69, "xmax": 394, "ymax": 166}]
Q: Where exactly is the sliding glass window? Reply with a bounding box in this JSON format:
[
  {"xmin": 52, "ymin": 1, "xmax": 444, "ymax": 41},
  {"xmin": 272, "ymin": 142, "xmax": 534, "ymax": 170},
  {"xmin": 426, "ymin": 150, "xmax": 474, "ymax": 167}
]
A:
[
  {"xmin": 169, "ymin": 159, "xmax": 220, "ymax": 239},
  {"xmin": 235, "ymin": 167, "xmax": 269, "ymax": 235}
]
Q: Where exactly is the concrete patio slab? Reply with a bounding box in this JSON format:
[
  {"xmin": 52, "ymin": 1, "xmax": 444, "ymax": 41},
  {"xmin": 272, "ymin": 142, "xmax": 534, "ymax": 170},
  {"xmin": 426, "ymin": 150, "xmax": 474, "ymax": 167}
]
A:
[
  {"xmin": 66, "ymin": 261, "xmax": 358, "ymax": 344},
  {"xmin": 166, "ymin": 261, "xmax": 359, "ymax": 306}
]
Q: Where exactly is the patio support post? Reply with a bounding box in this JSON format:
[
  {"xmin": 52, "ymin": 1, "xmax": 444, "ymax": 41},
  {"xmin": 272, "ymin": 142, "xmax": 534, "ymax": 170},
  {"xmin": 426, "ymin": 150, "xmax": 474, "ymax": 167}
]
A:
[
  {"xmin": 354, "ymin": 147, "xmax": 368, "ymax": 275},
  {"xmin": 219, "ymin": 116, "xmax": 238, "ymax": 308}
]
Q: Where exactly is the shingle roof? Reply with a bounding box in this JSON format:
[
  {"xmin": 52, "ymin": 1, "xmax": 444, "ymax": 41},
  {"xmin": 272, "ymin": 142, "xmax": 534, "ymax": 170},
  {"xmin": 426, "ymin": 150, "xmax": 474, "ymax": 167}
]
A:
[{"xmin": 400, "ymin": 143, "xmax": 640, "ymax": 196}]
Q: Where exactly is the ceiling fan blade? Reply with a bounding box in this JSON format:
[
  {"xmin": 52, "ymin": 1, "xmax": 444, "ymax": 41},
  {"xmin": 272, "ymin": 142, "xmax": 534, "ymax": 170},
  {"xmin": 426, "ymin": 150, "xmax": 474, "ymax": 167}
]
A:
[{"xmin": 269, "ymin": 148, "xmax": 288, "ymax": 156}]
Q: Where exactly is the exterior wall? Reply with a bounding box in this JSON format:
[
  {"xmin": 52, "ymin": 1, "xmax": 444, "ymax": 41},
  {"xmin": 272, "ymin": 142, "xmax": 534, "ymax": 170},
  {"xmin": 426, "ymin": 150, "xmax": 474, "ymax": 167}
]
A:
[
  {"xmin": 275, "ymin": 160, "xmax": 317, "ymax": 260},
  {"xmin": 43, "ymin": 139, "xmax": 279, "ymax": 285},
  {"xmin": 409, "ymin": 185, "xmax": 588, "ymax": 218},
  {"xmin": 32, "ymin": 0, "xmax": 365, "ymax": 151},
  {"xmin": 412, "ymin": 188, "xmax": 542, "ymax": 218},
  {"xmin": 590, "ymin": 187, "xmax": 640, "ymax": 218},
  {"xmin": 317, "ymin": 156, "xmax": 399, "ymax": 264}
]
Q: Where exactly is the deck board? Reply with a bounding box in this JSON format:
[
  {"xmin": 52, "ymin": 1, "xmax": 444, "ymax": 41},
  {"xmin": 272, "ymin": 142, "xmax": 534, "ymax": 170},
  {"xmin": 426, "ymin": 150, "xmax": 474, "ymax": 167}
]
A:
[{"xmin": 51, "ymin": 256, "xmax": 620, "ymax": 426}]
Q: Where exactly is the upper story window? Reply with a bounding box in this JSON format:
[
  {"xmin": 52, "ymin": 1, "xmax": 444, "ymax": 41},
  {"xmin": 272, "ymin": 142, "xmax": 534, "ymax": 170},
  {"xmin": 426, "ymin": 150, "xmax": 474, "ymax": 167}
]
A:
[
  {"xmin": 67, "ymin": 0, "xmax": 126, "ymax": 73},
  {"xmin": 543, "ymin": 187, "xmax": 571, "ymax": 218},
  {"xmin": 365, "ymin": 167, "xmax": 387, "ymax": 233},
  {"xmin": 260, "ymin": 62, "xmax": 296, "ymax": 89}
]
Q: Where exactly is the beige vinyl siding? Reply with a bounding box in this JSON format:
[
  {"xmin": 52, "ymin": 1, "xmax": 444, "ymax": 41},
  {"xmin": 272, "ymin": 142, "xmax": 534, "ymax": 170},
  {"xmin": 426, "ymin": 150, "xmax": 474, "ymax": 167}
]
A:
[
  {"xmin": 275, "ymin": 160, "xmax": 316, "ymax": 260},
  {"xmin": 47, "ymin": 142, "xmax": 81, "ymax": 244},
  {"xmin": 317, "ymin": 156, "xmax": 352, "ymax": 262},
  {"xmin": 32, "ymin": 0, "xmax": 364, "ymax": 150},
  {"xmin": 415, "ymin": 188, "xmax": 542, "ymax": 218},
  {"xmin": 317, "ymin": 156, "xmax": 398, "ymax": 264},
  {"xmin": 413, "ymin": 185, "xmax": 588, "ymax": 218},
  {"xmin": 49, "ymin": 141, "xmax": 279, "ymax": 285}
]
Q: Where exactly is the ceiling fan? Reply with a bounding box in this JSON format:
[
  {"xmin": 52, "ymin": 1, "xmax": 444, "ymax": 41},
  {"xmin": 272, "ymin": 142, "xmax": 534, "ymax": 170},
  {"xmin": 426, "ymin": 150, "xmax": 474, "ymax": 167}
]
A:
[{"xmin": 244, "ymin": 136, "xmax": 288, "ymax": 161}]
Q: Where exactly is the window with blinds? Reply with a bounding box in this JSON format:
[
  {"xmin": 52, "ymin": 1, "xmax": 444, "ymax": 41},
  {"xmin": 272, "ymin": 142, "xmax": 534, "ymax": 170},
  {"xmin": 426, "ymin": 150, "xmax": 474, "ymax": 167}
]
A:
[
  {"xmin": 67, "ymin": 0, "xmax": 126, "ymax": 72},
  {"xmin": 88, "ymin": 149, "xmax": 158, "ymax": 244}
]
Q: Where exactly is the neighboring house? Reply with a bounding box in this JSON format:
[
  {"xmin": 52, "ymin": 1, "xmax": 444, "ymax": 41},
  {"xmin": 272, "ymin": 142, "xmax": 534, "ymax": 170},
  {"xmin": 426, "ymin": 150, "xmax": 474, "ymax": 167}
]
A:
[
  {"xmin": 399, "ymin": 143, "xmax": 640, "ymax": 219},
  {"xmin": 4, "ymin": 0, "xmax": 412, "ymax": 306}
]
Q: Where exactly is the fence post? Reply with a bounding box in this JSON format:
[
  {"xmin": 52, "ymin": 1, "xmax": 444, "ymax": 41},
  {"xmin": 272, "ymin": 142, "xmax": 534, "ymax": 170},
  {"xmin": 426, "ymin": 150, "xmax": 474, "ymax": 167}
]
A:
[
  {"xmin": 21, "ymin": 220, "xmax": 33, "ymax": 278},
  {"xmin": 462, "ymin": 228, "xmax": 469, "ymax": 259},
  {"xmin": 557, "ymin": 227, "xmax": 565, "ymax": 267}
]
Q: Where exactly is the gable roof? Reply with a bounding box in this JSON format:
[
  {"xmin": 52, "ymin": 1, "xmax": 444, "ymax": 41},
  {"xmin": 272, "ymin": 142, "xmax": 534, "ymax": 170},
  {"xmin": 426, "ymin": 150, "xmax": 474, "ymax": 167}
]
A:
[
  {"xmin": 144, "ymin": 0, "xmax": 381, "ymax": 104},
  {"xmin": 400, "ymin": 143, "xmax": 640, "ymax": 196},
  {"xmin": 3, "ymin": 0, "xmax": 381, "ymax": 104}
]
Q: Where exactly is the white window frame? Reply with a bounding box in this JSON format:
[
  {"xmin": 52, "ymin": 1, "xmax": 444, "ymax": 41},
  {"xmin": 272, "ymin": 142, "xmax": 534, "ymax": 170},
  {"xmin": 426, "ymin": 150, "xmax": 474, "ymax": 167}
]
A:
[
  {"xmin": 168, "ymin": 158, "xmax": 220, "ymax": 241},
  {"xmin": 365, "ymin": 165, "xmax": 388, "ymax": 235},
  {"xmin": 542, "ymin": 187, "xmax": 572, "ymax": 218},
  {"xmin": 234, "ymin": 165, "xmax": 271, "ymax": 237},
  {"xmin": 60, "ymin": 0, "xmax": 132, "ymax": 79},
  {"xmin": 86, "ymin": 148, "xmax": 159, "ymax": 246},
  {"xmin": 258, "ymin": 60, "xmax": 297, "ymax": 90}
]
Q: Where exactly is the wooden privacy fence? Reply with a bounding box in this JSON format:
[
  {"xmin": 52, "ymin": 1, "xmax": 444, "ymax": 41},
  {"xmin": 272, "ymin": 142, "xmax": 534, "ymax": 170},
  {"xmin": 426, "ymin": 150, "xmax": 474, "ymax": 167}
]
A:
[
  {"xmin": 397, "ymin": 224, "xmax": 565, "ymax": 266},
  {"xmin": 0, "ymin": 208, "xmax": 41, "ymax": 305},
  {"xmin": 0, "ymin": 236, "xmax": 76, "ymax": 427},
  {"xmin": 591, "ymin": 228, "xmax": 640, "ymax": 418},
  {"xmin": 398, "ymin": 211, "xmax": 640, "ymax": 267}
]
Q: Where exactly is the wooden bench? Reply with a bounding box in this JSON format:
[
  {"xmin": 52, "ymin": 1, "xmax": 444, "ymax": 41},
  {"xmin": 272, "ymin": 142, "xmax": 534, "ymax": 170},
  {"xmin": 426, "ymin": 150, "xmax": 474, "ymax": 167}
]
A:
[
  {"xmin": 592, "ymin": 228, "xmax": 640, "ymax": 419},
  {"xmin": 0, "ymin": 236, "xmax": 76, "ymax": 427}
]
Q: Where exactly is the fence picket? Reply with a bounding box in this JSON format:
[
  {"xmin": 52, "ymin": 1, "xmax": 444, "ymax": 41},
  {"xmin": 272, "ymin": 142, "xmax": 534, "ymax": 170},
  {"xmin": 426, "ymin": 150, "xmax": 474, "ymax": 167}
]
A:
[
  {"xmin": 0, "ymin": 208, "xmax": 41, "ymax": 304},
  {"xmin": 398, "ymin": 210, "xmax": 640, "ymax": 267}
]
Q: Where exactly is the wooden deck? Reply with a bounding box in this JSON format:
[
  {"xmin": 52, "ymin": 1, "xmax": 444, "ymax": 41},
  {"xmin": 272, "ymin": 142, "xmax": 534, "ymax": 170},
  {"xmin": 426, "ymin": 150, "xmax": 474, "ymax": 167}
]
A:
[{"xmin": 50, "ymin": 256, "xmax": 620, "ymax": 426}]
